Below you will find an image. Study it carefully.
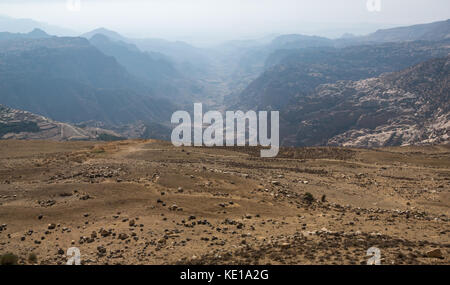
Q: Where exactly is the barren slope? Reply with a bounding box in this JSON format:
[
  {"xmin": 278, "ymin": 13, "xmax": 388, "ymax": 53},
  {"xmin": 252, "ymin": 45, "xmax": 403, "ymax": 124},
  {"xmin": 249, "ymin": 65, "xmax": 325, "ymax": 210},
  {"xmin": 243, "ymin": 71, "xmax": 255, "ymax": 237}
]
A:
[{"xmin": 0, "ymin": 140, "xmax": 448, "ymax": 265}]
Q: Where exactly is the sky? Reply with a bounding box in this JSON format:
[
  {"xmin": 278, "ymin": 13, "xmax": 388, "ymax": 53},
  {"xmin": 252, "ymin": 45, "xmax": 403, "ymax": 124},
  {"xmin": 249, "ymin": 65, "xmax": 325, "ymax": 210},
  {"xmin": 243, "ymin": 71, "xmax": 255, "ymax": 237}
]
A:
[{"xmin": 0, "ymin": 0, "xmax": 449, "ymax": 45}]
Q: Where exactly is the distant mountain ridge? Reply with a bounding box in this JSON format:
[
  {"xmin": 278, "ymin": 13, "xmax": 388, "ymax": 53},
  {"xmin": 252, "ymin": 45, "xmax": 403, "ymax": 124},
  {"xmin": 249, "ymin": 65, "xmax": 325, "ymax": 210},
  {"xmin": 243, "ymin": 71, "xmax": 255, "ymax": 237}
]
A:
[
  {"xmin": 0, "ymin": 15, "xmax": 75, "ymax": 36},
  {"xmin": 81, "ymin": 27, "xmax": 211, "ymax": 75},
  {"xmin": 362, "ymin": 19, "xmax": 450, "ymax": 43},
  {"xmin": 0, "ymin": 18, "xmax": 449, "ymax": 146},
  {"xmin": 234, "ymin": 39, "xmax": 450, "ymax": 111},
  {"xmin": 81, "ymin": 28, "xmax": 128, "ymax": 42},
  {"xmin": 229, "ymin": 19, "xmax": 450, "ymax": 147},
  {"xmin": 88, "ymin": 33, "xmax": 206, "ymax": 104},
  {"xmin": 225, "ymin": 19, "xmax": 450, "ymax": 101},
  {"xmin": 88, "ymin": 34, "xmax": 179, "ymax": 82},
  {"xmin": 0, "ymin": 36, "xmax": 176, "ymax": 125}
]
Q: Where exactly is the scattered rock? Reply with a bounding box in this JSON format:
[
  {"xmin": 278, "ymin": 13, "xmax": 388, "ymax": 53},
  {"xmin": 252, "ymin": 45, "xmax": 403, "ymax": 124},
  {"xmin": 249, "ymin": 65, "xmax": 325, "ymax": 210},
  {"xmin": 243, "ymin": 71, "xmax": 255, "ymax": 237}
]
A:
[
  {"xmin": 118, "ymin": 233, "xmax": 129, "ymax": 240},
  {"xmin": 79, "ymin": 194, "xmax": 91, "ymax": 200},
  {"xmin": 426, "ymin": 249, "xmax": 444, "ymax": 259},
  {"xmin": 38, "ymin": 199, "xmax": 56, "ymax": 207}
]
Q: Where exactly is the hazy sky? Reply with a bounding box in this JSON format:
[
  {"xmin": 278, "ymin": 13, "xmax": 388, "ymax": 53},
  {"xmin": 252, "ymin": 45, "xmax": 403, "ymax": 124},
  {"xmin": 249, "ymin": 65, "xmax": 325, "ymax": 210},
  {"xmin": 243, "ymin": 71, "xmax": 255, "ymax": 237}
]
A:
[{"xmin": 0, "ymin": 0, "xmax": 449, "ymax": 44}]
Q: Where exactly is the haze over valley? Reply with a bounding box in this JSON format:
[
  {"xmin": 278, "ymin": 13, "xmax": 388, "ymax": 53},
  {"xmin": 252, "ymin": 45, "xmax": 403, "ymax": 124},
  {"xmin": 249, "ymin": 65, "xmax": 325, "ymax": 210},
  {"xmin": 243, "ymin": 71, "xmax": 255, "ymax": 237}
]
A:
[{"xmin": 0, "ymin": 12, "xmax": 449, "ymax": 147}]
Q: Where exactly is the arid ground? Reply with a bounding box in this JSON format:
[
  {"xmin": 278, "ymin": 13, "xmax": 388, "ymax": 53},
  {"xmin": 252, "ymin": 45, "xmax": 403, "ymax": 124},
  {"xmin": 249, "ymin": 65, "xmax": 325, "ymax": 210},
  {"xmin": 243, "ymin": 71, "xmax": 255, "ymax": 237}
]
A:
[{"xmin": 0, "ymin": 140, "xmax": 448, "ymax": 265}]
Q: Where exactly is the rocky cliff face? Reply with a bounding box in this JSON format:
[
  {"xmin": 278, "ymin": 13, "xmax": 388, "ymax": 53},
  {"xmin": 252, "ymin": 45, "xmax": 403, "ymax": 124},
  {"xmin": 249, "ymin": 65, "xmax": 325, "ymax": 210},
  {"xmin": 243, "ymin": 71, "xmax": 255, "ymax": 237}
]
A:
[{"xmin": 282, "ymin": 56, "xmax": 449, "ymax": 147}]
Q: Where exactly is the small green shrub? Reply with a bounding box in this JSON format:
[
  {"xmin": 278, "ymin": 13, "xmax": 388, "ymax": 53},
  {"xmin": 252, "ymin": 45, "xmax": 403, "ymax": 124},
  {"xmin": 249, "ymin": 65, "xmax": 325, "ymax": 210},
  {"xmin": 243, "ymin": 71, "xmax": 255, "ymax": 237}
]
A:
[
  {"xmin": 0, "ymin": 253, "xmax": 19, "ymax": 265},
  {"xmin": 28, "ymin": 253, "xmax": 38, "ymax": 264},
  {"xmin": 0, "ymin": 122, "xmax": 40, "ymax": 136},
  {"xmin": 91, "ymin": 148, "xmax": 105, "ymax": 154},
  {"xmin": 303, "ymin": 192, "xmax": 315, "ymax": 204},
  {"xmin": 97, "ymin": 133, "xmax": 126, "ymax": 141}
]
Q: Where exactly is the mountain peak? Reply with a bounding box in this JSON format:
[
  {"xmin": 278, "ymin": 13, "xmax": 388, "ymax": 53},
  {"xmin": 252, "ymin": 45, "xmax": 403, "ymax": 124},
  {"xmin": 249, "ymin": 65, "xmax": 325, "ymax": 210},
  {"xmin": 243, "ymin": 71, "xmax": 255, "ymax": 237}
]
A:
[
  {"xmin": 28, "ymin": 28, "xmax": 50, "ymax": 38},
  {"xmin": 90, "ymin": 33, "xmax": 111, "ymax": 42},
  {"xmin": 82, "ymin": 28, "xmax": 126, "ymax": 42}
]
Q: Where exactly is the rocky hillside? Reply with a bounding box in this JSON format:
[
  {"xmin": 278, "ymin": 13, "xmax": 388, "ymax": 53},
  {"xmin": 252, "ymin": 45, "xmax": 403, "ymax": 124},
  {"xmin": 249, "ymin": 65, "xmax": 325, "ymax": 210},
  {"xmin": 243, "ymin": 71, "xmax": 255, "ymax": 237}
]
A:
[
  {"xmin": 235, "ymin": 40, "xmax": 450, "ymax": 111},
  {"xmin": 88, "ymin": 34, "xmax": 206, "ymax": 104},
  {"xmin": 0, "ymin": 104, "xmax": 122, "ymax": 141},
  {"xmin": 0, "ymin": 36, "xmax": 176, "ymax": 125},
  {"xmin": 282, "ymin": 56, "xmax": 449, "ymax": 147}
]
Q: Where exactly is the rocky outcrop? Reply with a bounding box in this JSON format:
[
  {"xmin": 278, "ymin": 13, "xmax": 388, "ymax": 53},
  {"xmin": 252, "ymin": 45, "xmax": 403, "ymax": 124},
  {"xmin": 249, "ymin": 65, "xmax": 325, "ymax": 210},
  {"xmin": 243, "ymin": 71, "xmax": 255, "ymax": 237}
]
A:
[
  {"xmin": 0, "ymin": 104, "xmax": 121, "ymax": 141},
  {"xmin": 282, "ymin": 56, "xmax": 449, "ymax": 147}
]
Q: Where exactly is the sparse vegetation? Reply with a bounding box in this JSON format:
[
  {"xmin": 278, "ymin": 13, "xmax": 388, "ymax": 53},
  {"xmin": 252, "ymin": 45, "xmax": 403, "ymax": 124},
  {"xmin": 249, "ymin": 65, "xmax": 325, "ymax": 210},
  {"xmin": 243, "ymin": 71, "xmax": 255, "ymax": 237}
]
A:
[
  {"xmin": 0, "ymin": 253, "xmax": 19, "ymax": 265},
  {"xmin": 91, "ymin": 147, "xmax": 106, "ymax": 154},
  {"xmin": 97, "ymin": 133, "xmax": 126, "ymax": 141},
  {"xmin": 0, "ymin": 121, "xmax": 40, "ymax": 137},
  {"xmin": 303, "ymin": 192, "xmax": 315, "ymax": 204},
  {"xmin": 28, "ymin": 253, "xmax": 38, "ymax": 264}
]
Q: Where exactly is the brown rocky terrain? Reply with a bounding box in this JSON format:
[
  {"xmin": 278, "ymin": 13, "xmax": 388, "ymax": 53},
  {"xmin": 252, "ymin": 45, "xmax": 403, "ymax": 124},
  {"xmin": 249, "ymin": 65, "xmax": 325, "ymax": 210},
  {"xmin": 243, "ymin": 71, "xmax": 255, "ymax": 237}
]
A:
[{"xmin": 0, "ymin": 140, "xmax": 448, "ymax": 265}]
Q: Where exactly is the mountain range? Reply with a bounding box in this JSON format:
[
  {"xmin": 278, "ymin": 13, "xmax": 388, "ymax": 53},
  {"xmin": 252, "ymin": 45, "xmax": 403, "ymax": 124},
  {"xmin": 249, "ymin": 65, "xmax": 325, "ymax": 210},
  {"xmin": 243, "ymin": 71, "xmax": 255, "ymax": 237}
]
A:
[
  {"xmin": 0, "ymin": 104, "xmax": 122, "ymax": 141},
  {"xmin": 0, "ymin": 17, "xmax": 448, "ymax": 146},
  {"xmin": 229, "ymin": 19, "xmax": 450, "ymax": 147},
  {"xmin": 0, "ymin": 31, "xmax": 176, "ymax": 125},
  {"xmin": 234, "ymin": 39, "xmax": 450, "ymax": 111}
]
